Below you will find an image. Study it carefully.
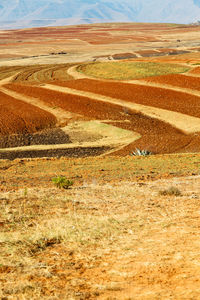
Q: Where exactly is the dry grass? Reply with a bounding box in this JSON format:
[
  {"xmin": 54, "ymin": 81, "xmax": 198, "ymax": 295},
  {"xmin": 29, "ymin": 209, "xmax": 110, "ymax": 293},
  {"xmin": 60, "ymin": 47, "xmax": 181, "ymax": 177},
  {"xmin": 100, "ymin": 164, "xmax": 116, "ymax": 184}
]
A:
[
  {"xmin": 77, "ymin": 62, "xmax": 190, "ymax": 80},
  {"xmin": 12, "ymin": 64, "xmax": 74, "ymax": 84},
  {"xmin": 158, "ymin": 186, "xmax": 182, "ymax": 196},
  {"xmin": 0, "ymin": 64, "xmax": 74, "ymax": 85},
  {"xmin": 1, "ymin": 169, "xmax": 200, "ymax": 299}
]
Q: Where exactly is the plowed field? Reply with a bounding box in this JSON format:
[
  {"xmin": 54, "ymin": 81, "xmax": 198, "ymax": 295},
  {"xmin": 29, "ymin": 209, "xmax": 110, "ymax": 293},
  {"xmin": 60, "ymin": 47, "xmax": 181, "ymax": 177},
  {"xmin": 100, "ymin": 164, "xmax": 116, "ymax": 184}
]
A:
[
  {"xmin": 5, "ymin": 83, "xmax": 198, "ymax": 155},
  {"xmin": 143, "ymin": 73, "xmax": 200, "ymax": 90},
  {"xmin": 51, "ymin": 79, "xmax": 200, "ymax": 118},
  {"xmin": 0, "ymin": 91, "xmax": 56, "ymax": 135},
  {"xmin": 11, "ymin": 64, "xmax": 74, "ymax": 84},
  {"xmin": 189, "ymin": 66, "xmax": 200, "ymax": 75}
]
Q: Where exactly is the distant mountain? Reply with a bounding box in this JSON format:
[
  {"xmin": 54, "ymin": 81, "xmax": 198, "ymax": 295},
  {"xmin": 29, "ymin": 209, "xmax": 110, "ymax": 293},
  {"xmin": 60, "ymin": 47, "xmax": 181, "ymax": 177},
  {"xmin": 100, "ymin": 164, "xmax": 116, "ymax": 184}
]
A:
[{"xmin": 1, "ymin": 0, "xmax": 200, "ymax": 29}]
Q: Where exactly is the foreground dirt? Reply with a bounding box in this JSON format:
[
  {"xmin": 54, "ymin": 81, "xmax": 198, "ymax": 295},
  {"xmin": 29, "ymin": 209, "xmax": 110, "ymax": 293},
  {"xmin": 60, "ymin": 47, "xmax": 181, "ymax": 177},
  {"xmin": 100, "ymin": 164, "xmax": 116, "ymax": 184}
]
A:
[{"xmin": 1, "ymin": 154, "xmax": 200, "ymax": 299}]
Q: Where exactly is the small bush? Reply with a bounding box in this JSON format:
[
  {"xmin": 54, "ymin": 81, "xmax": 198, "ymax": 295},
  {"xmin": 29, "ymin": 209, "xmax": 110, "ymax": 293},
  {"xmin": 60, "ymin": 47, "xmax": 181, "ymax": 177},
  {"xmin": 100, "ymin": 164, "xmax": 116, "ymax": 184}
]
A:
[
  {"xmin": 130, "ymin": 148, "xmax": 152, "ymax": 156},
  {"xmin": 52, "ymin": 176, "xmax": 73, "ymax": 189},
  {"xmin": 159, "ymin": 186, "xmax": 181, "ymax": 196}
]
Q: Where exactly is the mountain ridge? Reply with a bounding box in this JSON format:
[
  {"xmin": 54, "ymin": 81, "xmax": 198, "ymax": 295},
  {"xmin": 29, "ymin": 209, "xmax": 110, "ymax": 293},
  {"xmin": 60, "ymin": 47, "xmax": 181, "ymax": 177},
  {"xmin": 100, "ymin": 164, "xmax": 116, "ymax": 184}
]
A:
[{"xmin": 0, "ymin": 0, "xmax": 200, "ymax": 29}]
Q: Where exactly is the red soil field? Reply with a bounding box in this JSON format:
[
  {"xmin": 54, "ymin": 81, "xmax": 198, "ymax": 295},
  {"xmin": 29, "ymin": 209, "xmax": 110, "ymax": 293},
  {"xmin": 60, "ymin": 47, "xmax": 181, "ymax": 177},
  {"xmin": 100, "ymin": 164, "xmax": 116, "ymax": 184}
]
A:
[
  {"xmin": 189, "ymin": 67, "xmax": 200, "ymax": 74},
  {"xmin": 5, "ymin": 83, "xmax": 197, "ymax": 154},
  {"xmin": 137, "ymin": 50, "xmax": 164, "ymax": 57},
  {"xmin": 52, "ymin": 79, "xmax": 200, "ymax": 118},
  {"xmin": 143, "ymin": 73, "xmax": 200, "ymax": 90},
  {"xmin": 0, "ymin": 91, "xmax": 56, "ymax": 136}
]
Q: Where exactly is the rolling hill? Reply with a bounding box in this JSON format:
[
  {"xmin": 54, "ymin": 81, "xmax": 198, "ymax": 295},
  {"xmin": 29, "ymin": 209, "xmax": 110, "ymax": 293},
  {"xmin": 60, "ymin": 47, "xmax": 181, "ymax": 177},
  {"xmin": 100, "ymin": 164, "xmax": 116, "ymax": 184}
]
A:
[{"xmin": 1, "ymin": 0, "xmax": 200, "ymax": 29}]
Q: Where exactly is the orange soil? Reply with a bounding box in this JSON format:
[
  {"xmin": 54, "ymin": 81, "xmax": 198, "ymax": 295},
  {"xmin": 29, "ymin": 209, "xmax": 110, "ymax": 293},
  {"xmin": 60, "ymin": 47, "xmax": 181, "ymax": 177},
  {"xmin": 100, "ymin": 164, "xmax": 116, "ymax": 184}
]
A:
[
  {"xmin": 137, "ymin": 50, "xmax": 160, "ymax": 55},
  {"xmin": 157, "ymin": 48, "xmax": 178, "ymax": 53},
  {"xmin": 0, "ymin": 90, "xmax": 56, "ymax": 135},
  {"xmin": 143, "ymin": 73, "xmax": 200, "ymax": 90},
  {"xmin": 5, "ymin": 83, "xmax": 198, "ymax": 155},
  {"xmin": 189, "ymin": 66, "xmax": 200, "ymax": 74},
  {"xmin": 51, "ymin": 79, "xmax": 200, "ymax": 119}
]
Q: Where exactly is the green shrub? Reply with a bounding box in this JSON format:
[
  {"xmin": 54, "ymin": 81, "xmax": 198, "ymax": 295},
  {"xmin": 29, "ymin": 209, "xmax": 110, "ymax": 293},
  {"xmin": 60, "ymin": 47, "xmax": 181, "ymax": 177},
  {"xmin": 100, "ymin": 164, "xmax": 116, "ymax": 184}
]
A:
[{"xmin": 52, "ymin": 176, "xmax": 73, "ymax": 189}]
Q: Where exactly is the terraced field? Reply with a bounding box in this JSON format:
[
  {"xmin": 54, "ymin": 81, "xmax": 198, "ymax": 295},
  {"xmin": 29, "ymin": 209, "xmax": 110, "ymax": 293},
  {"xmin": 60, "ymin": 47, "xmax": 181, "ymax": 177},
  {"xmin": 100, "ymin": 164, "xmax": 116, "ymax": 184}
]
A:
[
  {"xmin": 1, "ymin": 49, "xmax": 200, "ymax": 159},
  {"xmin": 0, "ymin": 58, "xmax": 199, "ymax": 157},
  {"xmin": 0, "ymin": 90, "xmax": 56, "ymax": 135},
  {"xmin": 142, "ymin": 72, "xmax": 200, "ymax": 90},
  {"xmin": 50, "ymin": 78, "xmax": 200, "ymax": 118},
  {"xmin": 0, "ymin": 63, "xmax": 74, "ymax": 84}
]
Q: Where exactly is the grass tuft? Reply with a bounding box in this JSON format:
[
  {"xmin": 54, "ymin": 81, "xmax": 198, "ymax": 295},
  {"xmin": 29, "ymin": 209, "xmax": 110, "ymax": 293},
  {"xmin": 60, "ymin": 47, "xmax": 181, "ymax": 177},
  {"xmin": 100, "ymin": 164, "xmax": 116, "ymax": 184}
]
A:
[{"xmin": 159, "ymin": 186, "xmax": 182, "ymax": 196}]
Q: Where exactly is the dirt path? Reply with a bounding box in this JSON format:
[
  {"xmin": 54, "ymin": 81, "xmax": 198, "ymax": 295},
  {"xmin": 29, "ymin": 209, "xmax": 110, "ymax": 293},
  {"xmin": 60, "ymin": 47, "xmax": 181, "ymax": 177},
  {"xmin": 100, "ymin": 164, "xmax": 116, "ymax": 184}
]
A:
[
  {"xmin": 43, "ymin": 83, "xmax": 200, "ymax": 134},
  {"xmin": 67, "ymin": 65, "xmax": 89, "ymax": 79}
]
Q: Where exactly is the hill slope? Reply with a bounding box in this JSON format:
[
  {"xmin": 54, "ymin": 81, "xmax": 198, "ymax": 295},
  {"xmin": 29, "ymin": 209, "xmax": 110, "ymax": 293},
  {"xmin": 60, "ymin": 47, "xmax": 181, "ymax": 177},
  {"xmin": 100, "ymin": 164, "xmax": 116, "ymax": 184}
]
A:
[{"xmin": 1, "ymin": 0, "xmax": 200, "ymax": 29}]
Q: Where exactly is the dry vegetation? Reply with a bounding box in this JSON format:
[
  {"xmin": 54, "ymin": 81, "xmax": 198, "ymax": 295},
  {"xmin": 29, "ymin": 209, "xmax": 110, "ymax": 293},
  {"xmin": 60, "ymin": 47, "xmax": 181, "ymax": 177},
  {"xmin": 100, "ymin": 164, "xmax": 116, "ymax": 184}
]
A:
[
  {"xmin": 1, "ymin": 155, "xmax": 200, "ymax": 299},
  {"xmin": 77, "ymin": 62, "xmax": 189, "ymax": 80},
  {"xmin": 14, "ymin": 64, "xmax": 74, "ymax": 84},
  {"xmin": 1, "ymin": 63, "xmax": 74, "ymax": 84}
]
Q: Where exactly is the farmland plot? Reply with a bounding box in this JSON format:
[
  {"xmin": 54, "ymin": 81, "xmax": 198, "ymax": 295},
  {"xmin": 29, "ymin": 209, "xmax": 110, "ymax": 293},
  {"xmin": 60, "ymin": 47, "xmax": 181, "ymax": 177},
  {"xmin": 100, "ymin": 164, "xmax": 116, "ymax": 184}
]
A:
[
  {"xmin": 142, "ymin": 73, "xmax": 200, "ymax": 91},
  {"xmin": 0, "ymin": 91, "xmax": 56, "ymax": 136},
  {"xmin": 51, "ymin": 79, "xmax": 200, "ymax": 119},
  {"xmin": 5, "ymin": 83, "xmax": 197, "ymax": 155},
  {"xmin": 12, "ymin": 64, "xmax": 74, "ymax": 84}
]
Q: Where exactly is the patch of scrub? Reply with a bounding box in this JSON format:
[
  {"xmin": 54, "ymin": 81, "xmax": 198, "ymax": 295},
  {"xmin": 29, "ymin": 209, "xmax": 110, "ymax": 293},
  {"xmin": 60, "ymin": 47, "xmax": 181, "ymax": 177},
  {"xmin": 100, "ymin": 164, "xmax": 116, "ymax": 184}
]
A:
[{"xmin": 77, "ymin": 62, "xmax": 190, "ymax": 80}]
